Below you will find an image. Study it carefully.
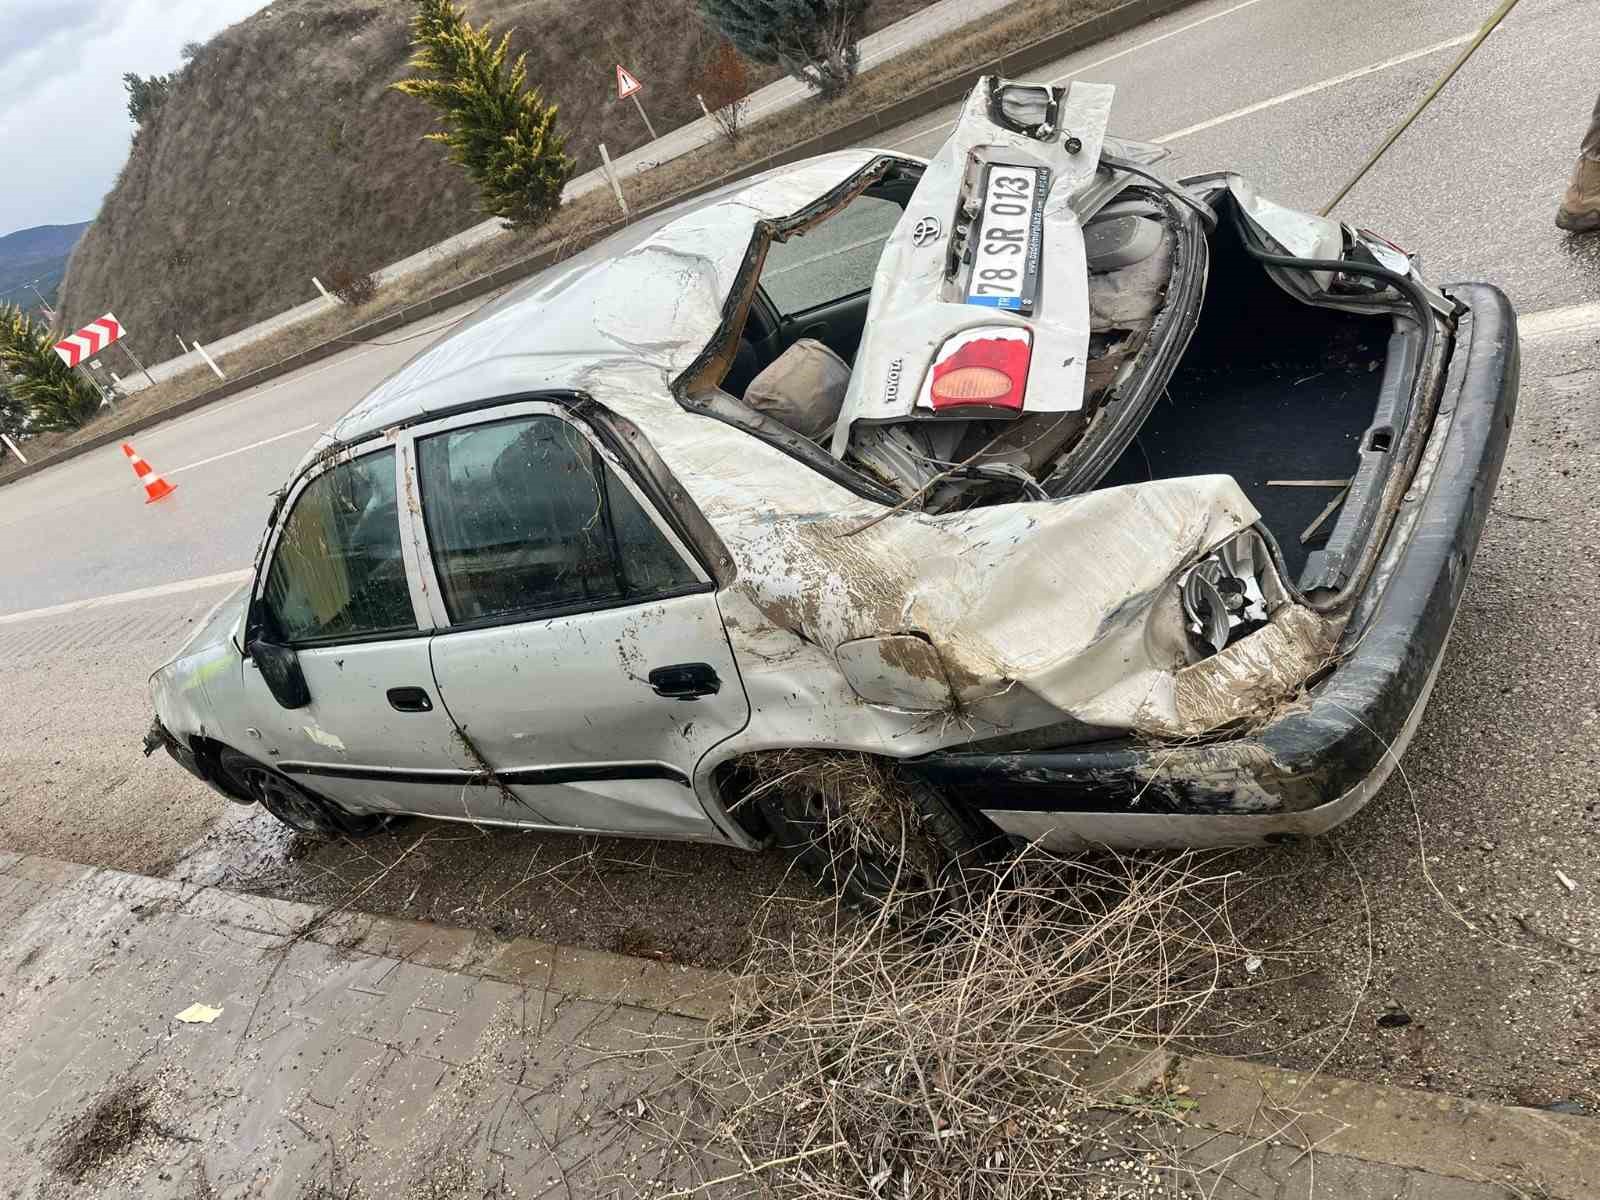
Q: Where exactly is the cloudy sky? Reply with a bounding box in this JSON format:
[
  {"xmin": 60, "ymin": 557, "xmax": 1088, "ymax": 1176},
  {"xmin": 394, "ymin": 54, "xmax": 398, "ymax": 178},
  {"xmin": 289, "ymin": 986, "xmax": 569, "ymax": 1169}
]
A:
[{"xmin": 0, "ymin": 0, "xmax": 266, "ymax": 237}]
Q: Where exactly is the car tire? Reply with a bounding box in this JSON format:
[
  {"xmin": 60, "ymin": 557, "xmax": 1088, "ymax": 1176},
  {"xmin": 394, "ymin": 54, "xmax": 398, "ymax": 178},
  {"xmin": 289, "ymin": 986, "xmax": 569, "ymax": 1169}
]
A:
[
  {"xmin": 218, "ymin": 749, "xmax": 392, "ymax": 839},
  {"xmin": 753, "ymin": 764, "xmax": 996, "ymax": 910}
]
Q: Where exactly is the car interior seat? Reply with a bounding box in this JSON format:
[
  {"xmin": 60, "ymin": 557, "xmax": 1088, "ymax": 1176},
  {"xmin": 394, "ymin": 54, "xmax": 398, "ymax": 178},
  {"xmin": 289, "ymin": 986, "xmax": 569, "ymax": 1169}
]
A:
[{"xmin": 742, "ymin": 337, "xmax": 851, "ymax": 441}]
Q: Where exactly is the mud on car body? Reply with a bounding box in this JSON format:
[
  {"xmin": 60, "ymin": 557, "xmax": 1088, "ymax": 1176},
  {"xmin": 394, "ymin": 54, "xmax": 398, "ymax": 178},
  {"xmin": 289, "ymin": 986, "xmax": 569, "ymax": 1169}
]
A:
[{"xmin": 146, "ymin": 77, "xmax": 1517, "ymax": 899}]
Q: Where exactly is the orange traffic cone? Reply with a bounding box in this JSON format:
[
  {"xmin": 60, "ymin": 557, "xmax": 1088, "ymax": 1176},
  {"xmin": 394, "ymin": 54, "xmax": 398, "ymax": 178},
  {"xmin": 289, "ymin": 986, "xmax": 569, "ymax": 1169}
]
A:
[{"xmin": 122, "ymin": 443, "xmax": 177, "ymax": 503}]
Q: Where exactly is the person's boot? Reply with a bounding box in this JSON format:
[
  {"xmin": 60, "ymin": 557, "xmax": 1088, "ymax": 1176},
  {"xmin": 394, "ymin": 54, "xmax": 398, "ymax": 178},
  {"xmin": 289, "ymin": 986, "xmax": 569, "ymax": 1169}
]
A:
[{"xmin": 1557, "ymin": 157, "xmax": 1600, "ymax": 233}]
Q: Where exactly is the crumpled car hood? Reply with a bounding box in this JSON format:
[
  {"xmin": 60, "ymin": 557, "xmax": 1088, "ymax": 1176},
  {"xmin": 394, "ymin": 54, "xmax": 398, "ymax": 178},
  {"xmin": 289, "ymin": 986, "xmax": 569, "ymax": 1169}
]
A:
[
  {"xmin": 159, "ymin": 583, "xmax": 248, "ymax": 673},
  {"xmin": 150, "ymin": 584, "xmax": 248, "ymax": 746}
]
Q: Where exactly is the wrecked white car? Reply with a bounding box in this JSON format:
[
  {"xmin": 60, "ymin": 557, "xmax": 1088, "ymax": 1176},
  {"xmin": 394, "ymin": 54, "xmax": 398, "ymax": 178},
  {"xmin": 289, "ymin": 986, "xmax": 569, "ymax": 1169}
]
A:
[{"xmin": 146, "ymin": 79, "xmax": 1517, "ymax": 901}]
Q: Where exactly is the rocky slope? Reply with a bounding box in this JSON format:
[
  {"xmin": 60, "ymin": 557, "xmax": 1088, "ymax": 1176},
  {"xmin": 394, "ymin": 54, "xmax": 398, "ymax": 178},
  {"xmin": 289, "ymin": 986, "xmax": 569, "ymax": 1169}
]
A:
[{"xmin": 58, "ymin": 0, "xmax": 855, "ymax": 358}]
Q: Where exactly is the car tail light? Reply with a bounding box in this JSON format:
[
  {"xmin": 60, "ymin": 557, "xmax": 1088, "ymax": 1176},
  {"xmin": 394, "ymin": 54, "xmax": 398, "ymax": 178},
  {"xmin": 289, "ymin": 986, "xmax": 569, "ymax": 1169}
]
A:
[
  {"xmin": 934, "ymin": 365, "xmax": 1013, "ymax": 402},
  {"xmin": 921, "ymin": 327, "xmax": 1031, "ymax": 418}
]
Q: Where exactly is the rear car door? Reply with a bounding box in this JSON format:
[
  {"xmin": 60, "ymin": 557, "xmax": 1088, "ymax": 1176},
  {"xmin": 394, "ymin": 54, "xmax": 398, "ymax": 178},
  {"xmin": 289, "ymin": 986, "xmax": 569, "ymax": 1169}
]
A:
[
  {"xmin": 413, "ymin": 402, "xmax": 751, "ymax": 838},
  {"xmin": 240, "ymin": 443, "xmax": 472, "ymax": 815}
]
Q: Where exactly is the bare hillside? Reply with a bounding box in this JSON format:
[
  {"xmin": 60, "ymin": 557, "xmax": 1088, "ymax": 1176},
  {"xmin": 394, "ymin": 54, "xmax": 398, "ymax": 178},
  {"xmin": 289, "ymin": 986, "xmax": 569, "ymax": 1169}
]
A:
[{"xmin": 59, "ymin": 0, "xmax": 927, "ymax": 360}]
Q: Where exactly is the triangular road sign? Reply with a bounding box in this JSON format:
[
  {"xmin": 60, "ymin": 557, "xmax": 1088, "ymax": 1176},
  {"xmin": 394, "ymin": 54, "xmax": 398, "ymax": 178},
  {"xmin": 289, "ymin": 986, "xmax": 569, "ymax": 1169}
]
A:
[{"xmin": 616, "ymin": 64, "xmax": 642, "ymax": 100}]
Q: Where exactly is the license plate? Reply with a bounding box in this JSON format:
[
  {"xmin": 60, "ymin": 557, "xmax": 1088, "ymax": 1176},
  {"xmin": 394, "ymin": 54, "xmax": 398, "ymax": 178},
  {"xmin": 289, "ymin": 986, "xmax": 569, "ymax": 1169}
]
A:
[{"xmin": 966, "ymin": 163, "xmax": 1048, "ymax": 315}]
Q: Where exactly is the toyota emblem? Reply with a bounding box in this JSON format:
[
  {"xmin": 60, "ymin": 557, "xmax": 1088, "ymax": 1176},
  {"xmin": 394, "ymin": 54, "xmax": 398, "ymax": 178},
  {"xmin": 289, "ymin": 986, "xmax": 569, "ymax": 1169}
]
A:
[{"xmin": 912, "ymin": 216, "xmax": 941, "ymax": 246}]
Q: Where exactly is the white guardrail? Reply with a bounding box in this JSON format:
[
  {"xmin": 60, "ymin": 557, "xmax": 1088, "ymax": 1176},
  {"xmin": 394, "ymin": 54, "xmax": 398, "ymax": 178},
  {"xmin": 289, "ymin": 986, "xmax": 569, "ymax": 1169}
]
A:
[{"xmin": 115, "ymin": 0, "xmax": 1017, "ymax": 393}]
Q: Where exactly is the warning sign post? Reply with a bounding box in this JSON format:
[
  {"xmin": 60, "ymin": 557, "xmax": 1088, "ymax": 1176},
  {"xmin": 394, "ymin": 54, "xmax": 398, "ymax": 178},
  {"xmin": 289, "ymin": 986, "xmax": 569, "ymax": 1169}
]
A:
[{"xmin": 615, "ymin": 64, "xmax": 656, "ymax": 140}]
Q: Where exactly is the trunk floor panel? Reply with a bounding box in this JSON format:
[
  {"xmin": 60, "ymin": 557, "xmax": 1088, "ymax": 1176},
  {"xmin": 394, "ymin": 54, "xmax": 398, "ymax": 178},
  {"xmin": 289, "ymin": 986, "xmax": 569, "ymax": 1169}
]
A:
[{"xmin": 1097, "ymin": 360, "xmax": 1381, "ymax": 580}]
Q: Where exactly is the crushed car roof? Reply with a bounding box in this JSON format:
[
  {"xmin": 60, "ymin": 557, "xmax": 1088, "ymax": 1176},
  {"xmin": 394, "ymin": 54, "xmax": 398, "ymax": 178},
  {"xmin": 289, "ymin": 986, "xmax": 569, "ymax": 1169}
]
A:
[{"xmin": 317, "ymin": 151, "xmax": 880, "ymax": 460}]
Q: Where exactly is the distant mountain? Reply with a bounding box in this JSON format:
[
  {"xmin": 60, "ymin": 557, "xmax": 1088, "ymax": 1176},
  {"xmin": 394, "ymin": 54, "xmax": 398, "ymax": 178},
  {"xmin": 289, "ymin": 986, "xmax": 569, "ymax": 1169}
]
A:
[{"xmin": 0, "ymin": 222, "xmax": 91, "ymax": 317}]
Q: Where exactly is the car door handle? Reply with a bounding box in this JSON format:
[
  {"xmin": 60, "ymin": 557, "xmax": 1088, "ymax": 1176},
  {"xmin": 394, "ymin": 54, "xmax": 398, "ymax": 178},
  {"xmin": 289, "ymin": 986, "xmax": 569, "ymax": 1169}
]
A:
[
  {"xmin": 647, "ymin": 663, "xmax": 721, "ymax": 700},
  {"xmin": 386, "ymin": 686, "xmax": 434, "ymax": 713}
]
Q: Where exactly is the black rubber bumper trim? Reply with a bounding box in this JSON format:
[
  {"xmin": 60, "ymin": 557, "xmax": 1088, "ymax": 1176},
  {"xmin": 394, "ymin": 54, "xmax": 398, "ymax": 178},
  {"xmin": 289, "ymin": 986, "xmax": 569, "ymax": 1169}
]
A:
[
  {"xmin": 911, "ymin": 282, "xmax": 1519, "ymax": 818},
  {"xmin": 276, "ymin": 760, "xmax": 691, "ymax": 788}
]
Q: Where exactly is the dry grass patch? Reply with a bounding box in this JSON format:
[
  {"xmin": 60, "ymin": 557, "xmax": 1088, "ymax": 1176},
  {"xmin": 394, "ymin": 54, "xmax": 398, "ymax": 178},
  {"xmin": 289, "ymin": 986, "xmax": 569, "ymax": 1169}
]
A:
[
  {"xmin": 652, "ymin": 845, "xmax": 1268, "ymax": 1198},
  {"xmin": 739, "ymin": 749, "xmax": 937, "ymax": 870},
  {"xmin": 50, "ymin": 1079, "xmax": 156, "ymax": 1183}
]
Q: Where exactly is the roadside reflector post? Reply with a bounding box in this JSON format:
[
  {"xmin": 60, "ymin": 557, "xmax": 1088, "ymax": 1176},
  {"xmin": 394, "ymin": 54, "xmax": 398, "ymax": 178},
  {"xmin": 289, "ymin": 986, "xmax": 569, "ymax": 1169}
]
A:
[
  {"xmin": 598, "ymin": 144, "xmax": 629, "ymax": 217},
  {"xmin": 696, "ymin": 92, "xmax": 711, "ymax": 120},
  {"xmin": 175, "ymin": 332, "xmax": 188, "ymax": 354},
  {"xmin": 312, "ymin": 276, "xmax": 332, "ymax": 300},
  {"xmin": 192, "ymin": 339, "xmax": 226, "ymax": 381},
  {"xmin": 1, "ymin": 433, "xmax": 26, "ymax": 464}
]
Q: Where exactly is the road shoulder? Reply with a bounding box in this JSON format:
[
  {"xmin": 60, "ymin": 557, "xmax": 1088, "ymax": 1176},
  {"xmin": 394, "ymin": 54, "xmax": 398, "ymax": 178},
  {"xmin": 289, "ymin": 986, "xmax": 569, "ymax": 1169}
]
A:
[{"xmin": 3, "ymin": 851, "xmax": 1591, "ymax": 1197}]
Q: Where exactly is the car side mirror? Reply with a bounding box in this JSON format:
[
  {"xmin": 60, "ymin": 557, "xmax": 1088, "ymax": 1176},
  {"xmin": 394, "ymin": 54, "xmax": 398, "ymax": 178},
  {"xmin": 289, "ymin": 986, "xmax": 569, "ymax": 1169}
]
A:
[{"xmin": 248, "ymin": 638, "xmax": 311, "ymax": 709}]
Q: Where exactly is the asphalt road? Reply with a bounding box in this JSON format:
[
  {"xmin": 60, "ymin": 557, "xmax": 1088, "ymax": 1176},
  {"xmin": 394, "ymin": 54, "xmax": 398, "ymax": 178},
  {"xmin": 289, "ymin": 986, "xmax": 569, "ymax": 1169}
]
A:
[
  {"xmin": 885, "ymin": 0, "xmax": 1600, "ymax": 312},
  {"xmin": 5, "ymin": 0, "xmax": 1597, "ymax": 618},
  {"xmin": 2, "ymin": 0, "xmax": 1597, "ymax": 1108}
]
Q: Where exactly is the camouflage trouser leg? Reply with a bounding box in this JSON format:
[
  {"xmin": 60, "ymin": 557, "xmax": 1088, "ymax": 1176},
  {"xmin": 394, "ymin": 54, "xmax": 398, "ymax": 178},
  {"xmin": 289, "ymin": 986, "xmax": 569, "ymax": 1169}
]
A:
[{"xmin": 1584, "ymin": 91, "xmax": 1600, "ymax": 161}]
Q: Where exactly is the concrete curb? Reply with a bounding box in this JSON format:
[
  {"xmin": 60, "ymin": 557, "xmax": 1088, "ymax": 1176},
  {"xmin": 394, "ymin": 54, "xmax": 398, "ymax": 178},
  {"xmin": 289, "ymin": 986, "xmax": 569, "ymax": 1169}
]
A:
[
  {"xmin": 0, "ymin": 0, "xmax": 1199, "ymax": 491},
  {"xmin": 0, "ymin": 851, "xmax": 735, "ymax": 1024},
  {"xmin": 4, "ymin": 849, "xmax": 1594, "ymax": 1197}
]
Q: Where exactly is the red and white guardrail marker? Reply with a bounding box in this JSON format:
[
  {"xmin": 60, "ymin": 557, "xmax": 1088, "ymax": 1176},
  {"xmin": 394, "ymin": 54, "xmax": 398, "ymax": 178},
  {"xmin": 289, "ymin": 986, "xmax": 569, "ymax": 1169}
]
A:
[{"xmin": 53, "ymin": 313, "xmax": 125, "ymax": 369}]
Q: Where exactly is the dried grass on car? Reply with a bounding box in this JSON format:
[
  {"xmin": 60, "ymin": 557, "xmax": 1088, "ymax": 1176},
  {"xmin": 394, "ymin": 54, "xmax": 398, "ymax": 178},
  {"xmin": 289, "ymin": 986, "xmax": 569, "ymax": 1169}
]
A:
[
  {"xmin": 652, "ymin": 844, "xmax": 1263, "ymax": 1198},
  {"xmin": 738, "ymin": 749, "xmax": 930, "ymax": 869}
]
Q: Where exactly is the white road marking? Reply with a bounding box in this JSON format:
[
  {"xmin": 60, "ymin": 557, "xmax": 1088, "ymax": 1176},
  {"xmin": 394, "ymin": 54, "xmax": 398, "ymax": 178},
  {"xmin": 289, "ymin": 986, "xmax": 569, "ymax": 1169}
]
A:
[
  {"xmin": 168, "ymin": 423, "xmax": 320, "ymax": 477},
  {"xmin": 1517, "ymin": 301, "xmax": 1600, "ymax": 340},
  {"xmin": 1044, "ymin": 0, "xmax": 1272, "ymax": 85},
  {"xmin": 886, "ymin": 23, "xmax": 1479, "ymax": 155},
  {"xmin": 884, "ymin": 0, "xmax": 1272, "ymax": 149},
  {"xmin": 883, "ymin": 118, "xmax": 953, "ymax": 151},
  {"xmin": 1151, "ymin": 33, "xmax": 1475, "ymax": 142},
  {"xmin": 0, "ymin": 569, "xmax": 253, "ymax": 626}
]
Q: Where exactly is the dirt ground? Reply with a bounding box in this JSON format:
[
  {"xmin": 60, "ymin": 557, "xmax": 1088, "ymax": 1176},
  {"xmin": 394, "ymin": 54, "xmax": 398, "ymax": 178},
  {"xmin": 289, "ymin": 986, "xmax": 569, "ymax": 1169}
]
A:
[
  {"xmin": 0, "ymin": 331, "xmax": 1594, "ymax": 1114},
  {"xmin": 168, "ymin": 804, "xmax": 805, "ymax": 968}
]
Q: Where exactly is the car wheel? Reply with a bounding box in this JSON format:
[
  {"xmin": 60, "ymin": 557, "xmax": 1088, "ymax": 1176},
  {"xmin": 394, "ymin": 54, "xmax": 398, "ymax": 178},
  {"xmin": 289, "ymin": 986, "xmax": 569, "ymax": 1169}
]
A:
[
  {"xmin": 752, "ymin": 761, "xmax": 995, "ymax": 910},
  {"xmin": 218, "ymin": 749, "xmax": 391, "ymax": 838}
]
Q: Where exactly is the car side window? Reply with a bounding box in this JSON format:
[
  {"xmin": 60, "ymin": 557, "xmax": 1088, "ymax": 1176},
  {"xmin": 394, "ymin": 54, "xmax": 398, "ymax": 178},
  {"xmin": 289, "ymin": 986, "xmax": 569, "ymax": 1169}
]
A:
[
  {"xmin": 262, "ymin": 448, "xmax": 415, "ymax": 643},
  {"xmin": 759, "ymin": 193, "xmax": 903, "ymax": 316},
  {"xmin": 417, "ymin": 414, "xmax": 698, "ymax": 625}
]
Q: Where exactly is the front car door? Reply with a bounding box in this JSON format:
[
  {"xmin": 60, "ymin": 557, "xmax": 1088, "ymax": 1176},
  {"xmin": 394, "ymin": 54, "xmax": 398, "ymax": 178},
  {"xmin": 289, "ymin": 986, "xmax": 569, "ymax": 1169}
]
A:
[
  {"xmin": 239, "ymin": 442, "xmax": 476, "ymax": 816},
  {"xmin": 411, "ymin": 402, "xmax": 751, "ymax": 839}
]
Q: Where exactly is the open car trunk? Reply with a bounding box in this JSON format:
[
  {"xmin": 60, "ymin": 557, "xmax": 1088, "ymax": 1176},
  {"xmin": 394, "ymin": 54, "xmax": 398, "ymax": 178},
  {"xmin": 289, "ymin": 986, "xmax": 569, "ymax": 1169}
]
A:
[
  {"xmin": 1094, "ymin": 189, "xmax": 1424, "ymax": 593},
  {"xmin": 721, "ymin": 79, "xmax": 1453, "ymax": 613},
  {"xmin": 677, "ymin": 77, "xmax": 1458, "ymax": 723}
]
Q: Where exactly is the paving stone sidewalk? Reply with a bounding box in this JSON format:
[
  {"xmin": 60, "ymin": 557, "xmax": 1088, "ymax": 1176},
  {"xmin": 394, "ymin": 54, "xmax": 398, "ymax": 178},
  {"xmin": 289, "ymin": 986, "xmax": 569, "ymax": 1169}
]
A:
[
  {"xmin": 0, "ymin": 853, "xmax": 731, "ymax": 1198},
  {"xmin": 1, "ymin": 852, "xmax": 1593, "ymax": 1199}
]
